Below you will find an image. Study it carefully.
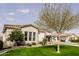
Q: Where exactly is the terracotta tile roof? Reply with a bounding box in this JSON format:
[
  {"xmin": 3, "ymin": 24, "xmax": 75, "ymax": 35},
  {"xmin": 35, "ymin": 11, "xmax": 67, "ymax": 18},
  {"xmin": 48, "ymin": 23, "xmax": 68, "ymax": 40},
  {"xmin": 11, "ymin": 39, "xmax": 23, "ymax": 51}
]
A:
[
  {"xmin": 3, "ymin": 24, "xmax": 52, "ymax": 33},
  {"xmin": 3, "ymin": 24, "xmax": 39, "ymax": 33},
  {"xmin": 4, "ymin": 24, "xmax": 22, "ymax": 28}
]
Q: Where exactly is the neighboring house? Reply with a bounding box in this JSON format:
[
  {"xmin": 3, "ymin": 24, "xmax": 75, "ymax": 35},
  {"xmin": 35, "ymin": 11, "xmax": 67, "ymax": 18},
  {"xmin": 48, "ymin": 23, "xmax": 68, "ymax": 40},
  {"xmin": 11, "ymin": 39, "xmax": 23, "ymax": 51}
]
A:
[
  {"xmin": 66, "ymin": 33, "xmax": 78, "ymax": 41},
  {"xmin": 57, "ymin": 33, "xmax": 78, "ymax": 42},
  {"xmin": 50, "ymin": 32, "xmax": 78, "ymax": 42}
]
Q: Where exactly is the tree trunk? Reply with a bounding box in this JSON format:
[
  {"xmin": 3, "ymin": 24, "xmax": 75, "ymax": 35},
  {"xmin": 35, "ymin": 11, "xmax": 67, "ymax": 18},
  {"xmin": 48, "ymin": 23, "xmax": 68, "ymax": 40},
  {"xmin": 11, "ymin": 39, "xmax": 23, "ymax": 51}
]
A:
[{"xmin": 57, "ymin": 35, "xmax": 60, "ymax": 53}]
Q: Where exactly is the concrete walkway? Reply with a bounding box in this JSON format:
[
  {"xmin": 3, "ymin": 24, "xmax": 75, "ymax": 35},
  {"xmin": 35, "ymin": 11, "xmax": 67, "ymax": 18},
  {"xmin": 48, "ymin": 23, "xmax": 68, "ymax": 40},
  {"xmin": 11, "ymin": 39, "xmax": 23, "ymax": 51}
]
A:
[
  {"xmin": 60, "ymin": 42, "xmax": 79, "ymax": 47},
  {"xmin": 52, "ymin": 41, "xmax": 79, "ymax": 47}
]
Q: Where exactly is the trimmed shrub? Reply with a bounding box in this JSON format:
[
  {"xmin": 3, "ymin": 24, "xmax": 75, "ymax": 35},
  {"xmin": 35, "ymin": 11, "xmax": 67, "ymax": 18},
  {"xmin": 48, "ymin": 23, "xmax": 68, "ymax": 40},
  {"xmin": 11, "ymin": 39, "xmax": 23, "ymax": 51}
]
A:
[
  {"xmin": 39, "ymin": 41, "xmax": 43, "ymax": 45},
  {"xmin": 15, "ymin": 41, "xmax": 26, "ymax": 46},
  {"xmin": 26, "ymin": 43, "xmax": 32, "ymax": 46},
  {"xmin": 0, "ymin": 40, "xmax": 3, "ymax": 50},
  {"xmin": 32, "ymin": 42, "xmax": 36, "ymax": 45}
]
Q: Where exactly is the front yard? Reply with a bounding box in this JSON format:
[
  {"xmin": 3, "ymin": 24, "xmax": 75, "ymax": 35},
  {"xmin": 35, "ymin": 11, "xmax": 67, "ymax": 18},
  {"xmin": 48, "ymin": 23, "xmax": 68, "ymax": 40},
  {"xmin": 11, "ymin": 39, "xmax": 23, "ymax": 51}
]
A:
[{"xmin": 0, "ymin": 45, "xmax": 79, "ymax": 56}]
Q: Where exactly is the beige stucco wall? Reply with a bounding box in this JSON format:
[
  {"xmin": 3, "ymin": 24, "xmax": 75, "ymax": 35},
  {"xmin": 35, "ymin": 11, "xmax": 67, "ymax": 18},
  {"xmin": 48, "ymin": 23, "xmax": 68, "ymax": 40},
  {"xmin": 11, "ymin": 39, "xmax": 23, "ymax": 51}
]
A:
[
  {"xmin": 38, "ymin": 32, "xmax": 45, "ymax": 41},
  {"xmin": 45, "ymin": 32, "xmax": 51, "ymax": 35},
  {"xmin": 38, "ymin": 32, "xmax": 52, "ymax": 42},
  {"xmin": 3, "ymin": 29, "xmax": 14, "ymax": 48},
  {"xmin": 5, "ymin": 29, "xmax": 13, "ymax": 40}
]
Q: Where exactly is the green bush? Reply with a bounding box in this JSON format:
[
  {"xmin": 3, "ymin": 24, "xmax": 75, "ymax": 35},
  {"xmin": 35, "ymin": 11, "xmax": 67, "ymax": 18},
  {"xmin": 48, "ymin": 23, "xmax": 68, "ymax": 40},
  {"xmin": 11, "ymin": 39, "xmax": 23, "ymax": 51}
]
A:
[
  {"xmin": 32, "ymin": 42, "xmax": 36, "ymax": 45},
  {"xmin": 9, "ymin": 29, "xmax": 24, "ymax": 46},
  {"xmin": 26, "ymin": 43, "xmax": 32, "ymax": 46},
  {"xmin": 38, "ymin": 41, "xmax": 43, "ymax": 45},
  {"xmin": 0, "ymin": 40, "xmax": 3, "ymax": 50},
  {"xmin": 15, "ymin": 41, "xmax": 25, "ymax": 46}
]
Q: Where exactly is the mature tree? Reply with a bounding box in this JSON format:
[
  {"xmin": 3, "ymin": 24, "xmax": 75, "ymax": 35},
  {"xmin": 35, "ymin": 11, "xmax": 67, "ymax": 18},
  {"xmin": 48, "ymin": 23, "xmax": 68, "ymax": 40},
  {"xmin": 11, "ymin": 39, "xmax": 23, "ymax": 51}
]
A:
[
  {"xmin": 9, "ymin": 29, "xmax": 24, "ymax": 46},
  {"xmin": 35, "ymin": 4, "xmax": 79, "ymax": 53}
]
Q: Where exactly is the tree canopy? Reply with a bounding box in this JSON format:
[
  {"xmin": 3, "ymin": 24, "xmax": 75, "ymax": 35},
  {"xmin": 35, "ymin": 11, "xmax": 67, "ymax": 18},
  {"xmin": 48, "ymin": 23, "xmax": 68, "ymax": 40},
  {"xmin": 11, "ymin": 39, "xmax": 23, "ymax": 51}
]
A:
[
  {"xmin": 9, "ymin": 29, "xmax": 24, "ymax": 46},
  {"xmin": 35, "ymin": 4, "xmax": 79, "ymax": 33}
]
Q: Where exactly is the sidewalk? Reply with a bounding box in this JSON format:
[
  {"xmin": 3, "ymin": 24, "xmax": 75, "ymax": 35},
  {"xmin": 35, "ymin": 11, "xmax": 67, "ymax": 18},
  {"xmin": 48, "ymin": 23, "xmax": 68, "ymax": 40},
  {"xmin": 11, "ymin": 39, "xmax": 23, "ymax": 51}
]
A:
[
  {"xmin": 52, "ymin": 41, "xmax": 79, "ymax": 47},
  {"xmin": 60, "ymin": 42, "xmax": 79, "ymax": 47}
]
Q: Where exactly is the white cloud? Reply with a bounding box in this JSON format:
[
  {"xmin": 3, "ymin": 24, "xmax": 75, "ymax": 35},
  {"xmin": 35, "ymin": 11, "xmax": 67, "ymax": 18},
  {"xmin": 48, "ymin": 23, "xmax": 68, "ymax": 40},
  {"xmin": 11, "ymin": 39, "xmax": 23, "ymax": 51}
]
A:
[
  {"xmin": 8, "ymin": 12, "xmax": 15, "ymax": 16},
  {"xmin": 17, "ymin": 9, "xmax": 30, "ymax": 14}
]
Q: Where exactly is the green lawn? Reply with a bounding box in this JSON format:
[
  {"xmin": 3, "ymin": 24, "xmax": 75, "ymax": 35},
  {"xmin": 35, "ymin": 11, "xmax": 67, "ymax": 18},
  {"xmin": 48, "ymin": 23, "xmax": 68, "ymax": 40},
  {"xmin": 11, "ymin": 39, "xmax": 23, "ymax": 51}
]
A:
[{"xmin": 1, "ymin": 45, "xmax": 79, "ymax": 56}]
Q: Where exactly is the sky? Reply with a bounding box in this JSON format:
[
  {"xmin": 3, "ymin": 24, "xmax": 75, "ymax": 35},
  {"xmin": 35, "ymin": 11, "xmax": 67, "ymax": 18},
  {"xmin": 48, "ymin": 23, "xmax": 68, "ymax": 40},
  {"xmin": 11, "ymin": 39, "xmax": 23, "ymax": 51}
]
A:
[{"xmin": 0, "ymin": 3, "xmax": 79, "ymax": 34}]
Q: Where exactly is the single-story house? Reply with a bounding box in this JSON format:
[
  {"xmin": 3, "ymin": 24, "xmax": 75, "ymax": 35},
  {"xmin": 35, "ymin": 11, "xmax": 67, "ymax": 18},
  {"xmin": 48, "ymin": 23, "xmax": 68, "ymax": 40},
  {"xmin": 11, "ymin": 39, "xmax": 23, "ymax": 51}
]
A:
[
  {"xmin": 2, "ymin": 24, "xmax": 78, "ymax": 48},
  {"xmin": 2, "ymin": 24, "xmax": 52, "ymax": 47}
]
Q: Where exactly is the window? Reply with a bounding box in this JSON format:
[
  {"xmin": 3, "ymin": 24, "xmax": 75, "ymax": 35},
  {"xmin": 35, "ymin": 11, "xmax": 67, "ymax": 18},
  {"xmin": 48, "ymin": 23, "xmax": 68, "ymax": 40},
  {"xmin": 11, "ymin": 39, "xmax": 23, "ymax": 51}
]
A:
[
  {"xmin": 33, "ymin": 32, "xmax": 36, "ymax": 41},
  {"xmin": 29, "ymin": 32, "xmax": 32, "ymax": 41},
  {"xmin": 25, "ymin": 31, "xmax": 28, "ymax": 41}
]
